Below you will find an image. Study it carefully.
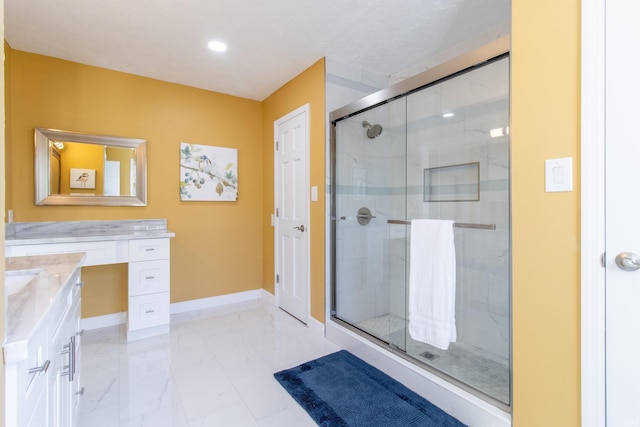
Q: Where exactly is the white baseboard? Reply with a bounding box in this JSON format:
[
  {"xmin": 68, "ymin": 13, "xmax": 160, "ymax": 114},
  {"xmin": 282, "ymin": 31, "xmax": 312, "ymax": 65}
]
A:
[
  {"xmin": 81, "ymin": 289, "xmax": 270, "ymax": 331},
  {"xmin": 81, "ymin": 311, "xmax": 127, "ymax": 331},
  {"xmin": 170, "ymin": 289, "xmax": 264, "ymax": 314},
  {"xmin": 261, "ymin": 289, "xmax": 275, "ymax": 305},
  {"xmin": 80, "ymin": 290, "xmax": 327, "ymax": 337},
  {"xmin": 308, "ymin": 315, "xmax": 325, "ymax": 336}
]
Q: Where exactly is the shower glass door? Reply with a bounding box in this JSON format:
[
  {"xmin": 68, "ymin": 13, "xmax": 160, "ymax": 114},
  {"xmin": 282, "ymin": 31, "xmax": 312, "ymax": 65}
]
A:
[
  {"xmin": 401, "ymin": 57, "xmax": 511, "ymax": 405},
  {"xmin": 333, "ymin": 97, "xmax": 407, "ymax": 345},
  {"xmin": 332, "ymin": 54, "xmax": 511, "ymax": 407}
]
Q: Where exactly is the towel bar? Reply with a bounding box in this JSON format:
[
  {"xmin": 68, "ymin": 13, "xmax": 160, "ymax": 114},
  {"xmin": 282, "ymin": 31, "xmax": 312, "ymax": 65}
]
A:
[{"xmin": 387, "ymin": 219, "xmax": 496, "ymax": 230}]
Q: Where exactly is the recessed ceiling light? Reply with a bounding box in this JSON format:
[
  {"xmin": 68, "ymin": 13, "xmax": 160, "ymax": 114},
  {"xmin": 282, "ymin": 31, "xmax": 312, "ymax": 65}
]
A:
[
  {"xmin": 442, "ymin": 112, "xmax": 454, "ymax": 118},
  {"xmin": 208, "ymin": 40, "xmax": 228, "ymax": 52}
]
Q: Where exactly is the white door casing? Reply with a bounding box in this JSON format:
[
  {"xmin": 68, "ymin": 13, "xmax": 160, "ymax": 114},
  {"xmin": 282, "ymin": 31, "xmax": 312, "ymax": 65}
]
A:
[
  {"xmin": 582, "ymin": 0, "xmax": 640, "ymax": 425},
  {"xmin": 274, "ymin": 104, "xmax": 310, "ymax": 323},
  {"xmin": 604, "ymin": 0, "xmax": 640, "ymax": 424}
]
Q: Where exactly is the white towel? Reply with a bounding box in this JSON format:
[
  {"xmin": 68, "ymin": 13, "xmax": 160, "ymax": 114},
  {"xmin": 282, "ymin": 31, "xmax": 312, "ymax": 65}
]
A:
[{"xmin": 408, "ymin": 219, "xmax": 457, "ymax": 350}]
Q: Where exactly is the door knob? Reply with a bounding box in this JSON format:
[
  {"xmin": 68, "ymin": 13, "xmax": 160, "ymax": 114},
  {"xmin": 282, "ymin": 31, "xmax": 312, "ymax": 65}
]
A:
[
  {"xmin": 293, "ymin": 225, "xmax": 305, "ymax": 232},
  {"xmin": 615, "ymin": 252, "xmax": 640, "ymax": 271}
]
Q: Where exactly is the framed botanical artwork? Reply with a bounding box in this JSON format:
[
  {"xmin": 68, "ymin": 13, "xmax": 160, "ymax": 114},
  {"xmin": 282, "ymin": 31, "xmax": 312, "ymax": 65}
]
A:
[
  {"xmin": 69, "ymin": 168, "xmax": 96, "ymax": 189},
  {"xmin": 180, "ymin": 143, "xmax": 238, "ymax": 201}
]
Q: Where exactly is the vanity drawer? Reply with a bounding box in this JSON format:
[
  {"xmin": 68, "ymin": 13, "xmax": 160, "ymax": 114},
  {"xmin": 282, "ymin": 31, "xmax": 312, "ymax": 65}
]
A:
[
  {"xmin": 128, "ymin": 260, "xmax": 170, "ymax": 296},
  {"xmin": 8, "ymin": 241, "xmax": 118, "ymax": 266},
  {"xmin": 128, "ymin": 292, "xmax": 170, "ymax": 331},
  {"xmin": 128, "ymin": 238, "xmax": 170, "ymax": 262}
]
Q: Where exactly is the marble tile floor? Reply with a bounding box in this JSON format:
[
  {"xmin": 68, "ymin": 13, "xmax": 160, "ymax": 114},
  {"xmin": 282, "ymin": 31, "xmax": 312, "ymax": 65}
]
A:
[{"xmin": 78, "ymin": 299, "xmax": 341, "ymax": 427}]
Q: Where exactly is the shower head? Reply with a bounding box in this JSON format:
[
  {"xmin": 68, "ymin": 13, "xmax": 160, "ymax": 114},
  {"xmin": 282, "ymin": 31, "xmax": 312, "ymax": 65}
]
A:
[{"xmin": 362, "ymin": 121, "xmax": 383, "ymax": 139}]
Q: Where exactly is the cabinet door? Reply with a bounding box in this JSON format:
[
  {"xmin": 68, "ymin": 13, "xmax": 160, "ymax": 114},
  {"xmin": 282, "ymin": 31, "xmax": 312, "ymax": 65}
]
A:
[
  {"xmin": 49, "ymin": 330, "xmax": 72, "ymax": 427},
  {"xmin": 26, "ymin": 385, "xmax": 48, "ymax": 427},
  {"xmin": 70, "ymin": 297, "xmax": 83, "ymax": 426}
]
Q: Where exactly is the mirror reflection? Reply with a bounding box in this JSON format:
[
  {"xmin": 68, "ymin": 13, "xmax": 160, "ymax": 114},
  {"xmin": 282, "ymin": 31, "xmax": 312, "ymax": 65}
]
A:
[
  {"xmin": 49, "ymin": 142, "xmax": 137, "ymax": 197},
  {"xmin": 35, "ymin": 128, "xmax": 147, "ymax": 206}
]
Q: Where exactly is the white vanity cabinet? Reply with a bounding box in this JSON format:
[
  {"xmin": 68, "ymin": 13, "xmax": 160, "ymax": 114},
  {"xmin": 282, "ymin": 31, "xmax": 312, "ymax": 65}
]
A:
[
  {"xmin": 6, "ymin": 233, "xmax": 174, "ymax": 341},
  {"xmin": 4, "ymin": 255, "xmax": 84, "ymax": 427},
  {"xmin": 48, "ymin": 269, "xmax": 83, "ymax": 427},
  {"xmin": 4, "ymin": 319, "xmax": 50, "ymax": 427},
  {"xmin": 127, "ymin": 238, "xmax": 171, "ymax": 341}
]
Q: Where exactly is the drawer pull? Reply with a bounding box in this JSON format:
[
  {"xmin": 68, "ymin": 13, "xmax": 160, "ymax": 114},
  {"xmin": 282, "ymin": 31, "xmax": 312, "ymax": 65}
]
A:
[
  {"xmin": 145, "ymin": 309, "xmax": 156, "ymax": 314},
  {"xmin": 76, "ymin": 387, "xmax": 85, "ymax": 397},
  {"xmin": 75, "ymin": 281, "xmax": 85, "ymax": 288},
  {"xmin": 29, "ymin": 359, "xmax": 50, "ymax": 376},
  {"xmin": 145, "ymin": 276, "xmax": 155, "ymax": 280},
  {"xmin": 144, "ymin": 248, "xmax": 155, "ymax": 252}
]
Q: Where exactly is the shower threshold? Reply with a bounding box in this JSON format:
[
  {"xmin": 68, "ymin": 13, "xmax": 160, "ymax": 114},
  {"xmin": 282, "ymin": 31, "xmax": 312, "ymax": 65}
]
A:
[{"xmin": 352, "ymin": 314, "xmax": 510, "ymax": 406}]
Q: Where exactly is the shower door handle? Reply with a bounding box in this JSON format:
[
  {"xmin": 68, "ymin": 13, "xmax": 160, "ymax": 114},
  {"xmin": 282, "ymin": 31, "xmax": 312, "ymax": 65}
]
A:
[{"xmin": 293, "ymin": 225, "xmax": 305, "ymax": 232}]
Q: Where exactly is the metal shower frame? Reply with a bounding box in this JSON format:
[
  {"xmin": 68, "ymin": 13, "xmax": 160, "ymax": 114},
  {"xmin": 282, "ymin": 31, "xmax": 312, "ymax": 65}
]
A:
[{"xmin": 328, "ymin": 35, "xmax": 511, "ymax": 411}]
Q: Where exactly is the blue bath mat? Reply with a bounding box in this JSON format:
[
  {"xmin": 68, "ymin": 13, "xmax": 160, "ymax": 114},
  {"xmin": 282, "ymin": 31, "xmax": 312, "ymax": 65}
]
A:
[{"xmin": 274, "ymin": 350, "xmax": 467, "ymax": 427}]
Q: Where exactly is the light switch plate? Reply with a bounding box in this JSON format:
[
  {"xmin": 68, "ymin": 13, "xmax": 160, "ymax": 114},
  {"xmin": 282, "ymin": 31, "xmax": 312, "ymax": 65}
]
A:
[{"xmin": 545, "ymin": 157, "xmax": 573, "ymax": 192}]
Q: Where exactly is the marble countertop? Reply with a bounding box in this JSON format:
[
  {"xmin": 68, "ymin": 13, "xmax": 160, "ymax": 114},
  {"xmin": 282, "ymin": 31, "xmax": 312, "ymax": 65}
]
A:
[
  {"xmin": 4, "ymin": 252, "xmax": 86, "ymax": 364},
  {"xmin": 5, "ymin": 219, "xmax": 175, "ymax": 246}
]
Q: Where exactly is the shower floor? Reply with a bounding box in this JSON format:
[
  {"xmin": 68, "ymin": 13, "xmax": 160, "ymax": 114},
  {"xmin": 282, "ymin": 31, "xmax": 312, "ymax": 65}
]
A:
[{"xmin": 355, "ymin": 314, "xmax": 510, "ymax": 404}]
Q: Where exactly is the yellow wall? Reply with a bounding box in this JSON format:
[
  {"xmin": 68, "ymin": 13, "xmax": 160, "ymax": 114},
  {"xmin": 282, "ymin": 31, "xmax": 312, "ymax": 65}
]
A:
[
  {"xmin": 511, "ymin": 0, "xmax": 581, "ymax": 425},
  {"xmin": 6, "ymin": 50, "xmax": 264, "ymax": 318},
  {"xmin": 261, "ymin": 59, "xmax": 326, "ymax": 322}
]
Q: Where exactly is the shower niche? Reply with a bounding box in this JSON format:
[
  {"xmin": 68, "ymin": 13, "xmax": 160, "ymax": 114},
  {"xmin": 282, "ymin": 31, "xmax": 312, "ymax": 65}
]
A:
[{"xmin": 330, "ymin": 42, "xmax": 511, "ymax": 409}]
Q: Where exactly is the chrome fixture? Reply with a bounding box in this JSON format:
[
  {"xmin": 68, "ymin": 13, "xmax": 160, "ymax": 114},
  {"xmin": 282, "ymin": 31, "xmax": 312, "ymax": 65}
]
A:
[
  {"xmin": 357, "ymin": 207, "xmax": 376, "ymax": 225},
  {"xmin": 615, "ymin": 252, "xmax": 640, "ymax": 271},
  {"xmin": 362, "ymin": 121, "xmax": 383, "ymax": 139}
]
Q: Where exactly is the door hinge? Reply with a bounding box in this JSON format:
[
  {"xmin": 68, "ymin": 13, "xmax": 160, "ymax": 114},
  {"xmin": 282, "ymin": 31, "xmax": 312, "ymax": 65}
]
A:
[
  {"xmin": 276, "ymin": 140, "xmax": 279, "ymax": 151},
  {"xmin": 601, "ymin": 252, "xmax": 606, "ymax": 268},
  {"xmin": 276, "ymin": 274, "xmax": 280, "ymax": 284},
  {"xmin": 276, "ymin": 208, "xmax": 279, "ymax": 217}
]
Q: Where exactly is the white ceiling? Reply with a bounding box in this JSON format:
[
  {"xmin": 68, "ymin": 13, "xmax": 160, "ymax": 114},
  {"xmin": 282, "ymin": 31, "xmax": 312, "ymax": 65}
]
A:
[{"xmin": 4, "ymin": 0, "xmax": 510, "ymax": 101}]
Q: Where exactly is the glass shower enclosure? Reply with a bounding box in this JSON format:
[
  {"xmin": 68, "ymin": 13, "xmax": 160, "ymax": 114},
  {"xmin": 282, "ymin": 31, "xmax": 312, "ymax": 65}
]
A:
[{"xmin": 330, "ymin": 49, "xmax": 511, "ymax": 408}]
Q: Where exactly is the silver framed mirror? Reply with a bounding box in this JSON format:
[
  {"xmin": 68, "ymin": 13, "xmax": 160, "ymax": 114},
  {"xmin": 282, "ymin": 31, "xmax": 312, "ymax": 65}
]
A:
[{"xmin": 34, "ymin": 128, "xmax": 147, "ymax": 206}]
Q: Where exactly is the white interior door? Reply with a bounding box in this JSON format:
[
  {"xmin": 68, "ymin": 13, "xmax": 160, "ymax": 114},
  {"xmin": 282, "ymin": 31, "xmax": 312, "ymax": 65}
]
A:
[
  {"xmin": 104, "ymin": 160, "xmax": 120, "ymax": 196},
  {"xmin": 605, "ymin": 0, "xmax": 640, "ymax": 424},
  {"xmin": 275, "ymin": 104, "xmax": 309, "ymax": 323}
]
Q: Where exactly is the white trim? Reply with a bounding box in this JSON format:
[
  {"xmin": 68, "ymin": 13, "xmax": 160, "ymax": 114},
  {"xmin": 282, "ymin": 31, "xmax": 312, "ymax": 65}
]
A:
[
  {"xmin": 170, "ymin": 289, "xmax": 264, "ymax": 314},
  {"xmin": 581, "ymin": 0, "xmax": 607, "ymax": 424},
  {"xmin": 273, "ymin": 103, "xmax": 311, "ymax": 323},
  {"xmin": 81, "ymin": 311, "xmax": 127, "ymax": 331},
  {"xmin": 261, "ymin": 289, "xmax": 275, "ymax": 305},
  {"xmin": 80, "ymin": 289, "xmax": 267, "ymax": 331},
  {"xmin": 307, "ymin": 316, "xmax": 325, "ymax": 336}
]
